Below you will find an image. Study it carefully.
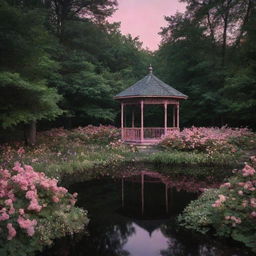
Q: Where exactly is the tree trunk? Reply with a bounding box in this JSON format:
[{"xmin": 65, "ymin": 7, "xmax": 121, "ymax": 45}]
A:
[
  {"xmin": 234, "ymin": 0, "xmax": 253, "ymax": 47},
  {"xmin": 221, "ymin": 15, "xmax": 228, "ymax": 66},
  {"xmin": 221, "ymin": 0, "xmax": 232, "ymax": 66},
  {"xmin": 24, "ymin": 121, "xmax": 37, "ymax": 146}
]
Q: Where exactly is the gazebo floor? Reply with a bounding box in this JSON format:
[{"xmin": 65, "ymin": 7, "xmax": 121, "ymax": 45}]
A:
[{"xmin": 124, "ymin": 139, "xmax": 161, "ymax": 146}]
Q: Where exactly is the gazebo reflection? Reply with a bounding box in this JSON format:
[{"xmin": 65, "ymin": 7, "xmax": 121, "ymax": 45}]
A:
[{"xmin": 121, "ymin": 171, "xmax": 174, "ymax": 217}]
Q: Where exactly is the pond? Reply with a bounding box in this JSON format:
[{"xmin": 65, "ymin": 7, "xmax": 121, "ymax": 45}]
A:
[{"xmin": 40, "ymin": 172, "xmax": 253, "ymax": 256}]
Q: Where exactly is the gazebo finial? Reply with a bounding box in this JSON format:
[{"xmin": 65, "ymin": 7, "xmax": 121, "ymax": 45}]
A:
[{"xmin": 149, "ymin": 64, "xmax": 153, "ymax": 74}]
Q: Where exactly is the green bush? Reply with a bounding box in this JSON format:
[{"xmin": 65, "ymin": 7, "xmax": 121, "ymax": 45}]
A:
[
  {"xmin": 179, "ymin": 157, "xmax": 256, "ymax": 252},
  {"xmin": 178, "ymin": 189, "xmax": 219, "ymax": 234}
]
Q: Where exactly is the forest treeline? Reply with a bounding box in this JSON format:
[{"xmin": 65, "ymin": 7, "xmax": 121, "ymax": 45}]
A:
[
  {"xmin": 0, "ymin": 0, "xmax": 256, "ymax": 144},
  {"xmin": 156, "ymin": 0, "xmax": 256, "ymax": 129}
]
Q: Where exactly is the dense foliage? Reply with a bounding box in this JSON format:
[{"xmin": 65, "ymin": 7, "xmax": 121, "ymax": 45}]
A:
[
  {"xmin": 179, "ymin": 156, "xmax": 256, "ymax": 252},
  {"xmin": 0, "ymin": 0, "xmax": 152, "ymax": 144},
  {"xmin": 156, "ymin": 0, "xmax": 256, "ymax": 129}
]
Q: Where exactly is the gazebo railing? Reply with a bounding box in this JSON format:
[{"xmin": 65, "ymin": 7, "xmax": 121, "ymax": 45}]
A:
[
  {"xmin": 122, "ymin": 127, "xmax": 178, "ymax": 142},
  {"xmin": 123, "ymin": 128, "xmax": 141, "ymax": 141},
  {"xmin": 144, "ymin": 128, "xmax": 165, "ymax": 138}
]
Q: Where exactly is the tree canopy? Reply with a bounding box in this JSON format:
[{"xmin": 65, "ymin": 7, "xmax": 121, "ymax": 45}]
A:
[
  {"xmin": 0, "ymin": 0, "xmax": 255, "ymax": 144},
  {"xmin": 156, "ymin": 0, "xmax": 256, "ymax": 128}
]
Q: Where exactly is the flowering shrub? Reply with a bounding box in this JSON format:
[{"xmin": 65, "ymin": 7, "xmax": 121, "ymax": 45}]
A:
[
  {"xmin": 0, "ymin": 163, "xmax": 88, "ymax": 255},
  {"xmin": 0, "ymin": 125, "xmax": 131, "ymax": 180},
  {"xmin": 179, "ymin": 156, "xmax": 256, "ymax": 252},
  {"xmin": 69, "ymin": 125, "xmax": 120, "ymax": 145},
  {"xmin": 160, "ymin": 126, "xmax": 255, "ymax": 155}
]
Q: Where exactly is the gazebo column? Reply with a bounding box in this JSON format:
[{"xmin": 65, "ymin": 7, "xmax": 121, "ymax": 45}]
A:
[
  {"xmin": 121, "ymin": 102, "xmax": 124, "ymax": 140},
  {"xmin": 164, "ymin": 102, "xmax": 168, "ymax": 135},
  {"xmin": 140, "ymin": 100, "xmax": 144, "ymax": 142},
  {"xmin": 177, "ymin": 104, "xmax": 180, "ymax": 129},
  {"xmin": 132, "ymin": 106, "xmax": 135, "ymax": 128},
  {"xmin": 173, "ymin": 105, "xmax": 176, "ymax": 127}
]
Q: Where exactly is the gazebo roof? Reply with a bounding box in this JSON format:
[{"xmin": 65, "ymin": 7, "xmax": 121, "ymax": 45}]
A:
[{"xmin": 114, "ymin": 69, "xmax": 188, "ymax": 99}]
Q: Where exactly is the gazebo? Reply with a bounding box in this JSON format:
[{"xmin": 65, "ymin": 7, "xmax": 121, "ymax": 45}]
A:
[{"xmin": 114, "ymin": 66, "xmax": 188, "ymax": 144}]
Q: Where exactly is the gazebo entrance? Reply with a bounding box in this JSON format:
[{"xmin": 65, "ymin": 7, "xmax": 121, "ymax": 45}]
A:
[
  {"xmin": 121, "ymin": 99, "xmax": 180, "ymax": 143},
  {"xmin": 114, "ymin": 66, "xmax": 187, "ymax": 144}
]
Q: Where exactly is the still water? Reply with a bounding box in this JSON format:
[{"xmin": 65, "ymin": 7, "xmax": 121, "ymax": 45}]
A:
[{"xmin": 41, "ymin": 173, "xmax": 252, "ymax": 256}]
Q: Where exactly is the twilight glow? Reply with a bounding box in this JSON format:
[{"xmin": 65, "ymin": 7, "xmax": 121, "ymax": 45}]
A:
[{"xmin": 109, "ymin": 0, "xmax": 186, "ymax": 51}]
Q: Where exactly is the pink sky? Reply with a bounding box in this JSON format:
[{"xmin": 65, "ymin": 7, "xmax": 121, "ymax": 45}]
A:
[{"xmin": 109, "ymin": 0, "xmax": 186, "ymax": 51}]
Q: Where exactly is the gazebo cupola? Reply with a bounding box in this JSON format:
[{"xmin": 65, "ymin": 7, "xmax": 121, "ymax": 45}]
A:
[{"xmin": 114, "ymin": 65, "xmax": 188, "ymax": 144}]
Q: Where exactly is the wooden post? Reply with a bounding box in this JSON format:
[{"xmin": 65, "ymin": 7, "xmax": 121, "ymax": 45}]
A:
[
  {"xmin": 173, "ymin": 105, "xmax": 176, "ymax": 127},
  {"xmin": 177, "ymin": 104, "xmax": 180, "ymax": 129},
  {"xmin": 141, "ymin": 172, "xmax": 144, "ymax": 216},
  {"xmin": 132, "ymin": 106, "xmax": 135, "ymax": 128},
  {"xmin": 124, "ymin": 106, "xmax": 127, "ymax": 128},
  {"xmin": 141, "ymin": 100, "xmax": 144, "ymax": 142},
  {"xmin": 121, "ymin": 103, "xmax": 124, "ymax": 140},
  {"xmin": 164, "ymin": 102, "xmax": 167, "ymax": 135}
]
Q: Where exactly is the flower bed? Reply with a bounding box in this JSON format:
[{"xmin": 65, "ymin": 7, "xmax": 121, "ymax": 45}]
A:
[
  {"xmin": 160, "ymin": 126, "xmax": 255, "ymax": 154},
  {"xmin": 179, "ymin": 156, "xmax": 256, "ymax": 252},
  {"xmin": 0, "ymin": 126, "xmax": 132, "ymax": 180},
  {"xmin": 0, "ymin": 163, "xmax": 88, "ymax": 255}
]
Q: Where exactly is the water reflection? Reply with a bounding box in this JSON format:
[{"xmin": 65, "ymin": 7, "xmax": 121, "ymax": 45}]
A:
[{"xmin": 41, "ymin": 172, "xmax": 253, "ymax": 256}]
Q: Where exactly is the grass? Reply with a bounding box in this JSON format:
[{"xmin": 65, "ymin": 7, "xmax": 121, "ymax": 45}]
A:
[{"xmin": 145, "ymin": 150, "xmax": 240, "ymax": 168}]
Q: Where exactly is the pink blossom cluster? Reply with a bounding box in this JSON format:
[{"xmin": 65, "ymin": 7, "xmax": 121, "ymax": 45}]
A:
[
  {"xmin": 224, "ymin": 215, "xmax": 242, "ymax": 226},
  {"xmin": 17, "ymin": 216, "xmax": 37, "ymax": 236},
  {"xmin": 0, "ymin": 163, "xmax": 75, "ymax": 241},
  {"xmin": 242, "ymin": 164, "xmax": 256, "ymax": 176},
  {"xmin": 212, "ymin": 194, "xmax": 227, "ymax": 207},
  {"xmin": 74, "ymin": 125, "xmax": 120, "ymax": 141},
  {"xmin": 39, "ymin": 125, "xmax": 120, "ymax": 140},
  {"xmin": 161, "ymin": 126, "xmax": 253, "ymax": 153}
]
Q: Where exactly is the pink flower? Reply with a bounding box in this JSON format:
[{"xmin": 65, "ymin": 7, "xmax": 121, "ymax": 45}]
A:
[
  {"xmin": 5, "ymin": 199, "xmax": 13, "ymax": 206},
  {"xmin": 230, "ymin": 216, "xmax": 241, "ymax": 224},
  {"xmin": 251, "ymin": 211, "xmax": 256, "ymax": 218},
  {"xmin": 19, "ymin": 209, "xmax": 25, "ymax": 215},
  {"xmin": 250, "ymin": 198, "xmax": 256, "ymax": 208},
  {"xmin": 7, "ymin": 223, "xmax": 16, "ymax": 240},
  {"xmin": 242, "ymin": 200, "xmax": 248, "ymax": 207},
  {"xmin": 238, "ymin": 190, "xmax": 243, "ymax": 196},
  {"xmin": 17, "ymin": 147, "xmax": 25, "ymax": 156},
  {"xmin": 25, "ymin": 190, "xmax": 37, "ymax": 200},
  {"xmin": 212, "ymin": 194, "xmax": 227, "ymax": 208},
  {"xmin": 242, "ymin": 164, "xmax": 256, "ymax": 177},
  {"xmin": 220, "ymin": 182, "xmax": 231, "ymax": 188},
  {"xmin": 0, "ymin": 208, "xmax": 9, "ymax": 221},
  {"xmin": 27, "ymin": 199, "xmax": 42, "ymax": 212},
  {"xmin": 9, "ymin": 207, "xmax": 15, "ymax": 215},
  {"xmin": 219, "ymin": 194, "xmax": 227, "ymax": 202},
  {"xmin": 17, "ymin": 216, "xmax": 37, "ymax": 236},
  {"xmin": 1, "ymin": 169, "xmax": 11, "ymax": 178},
  {"xmin": 52, "ymin": 196, "xmax": 60, "ymax": 203}
]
